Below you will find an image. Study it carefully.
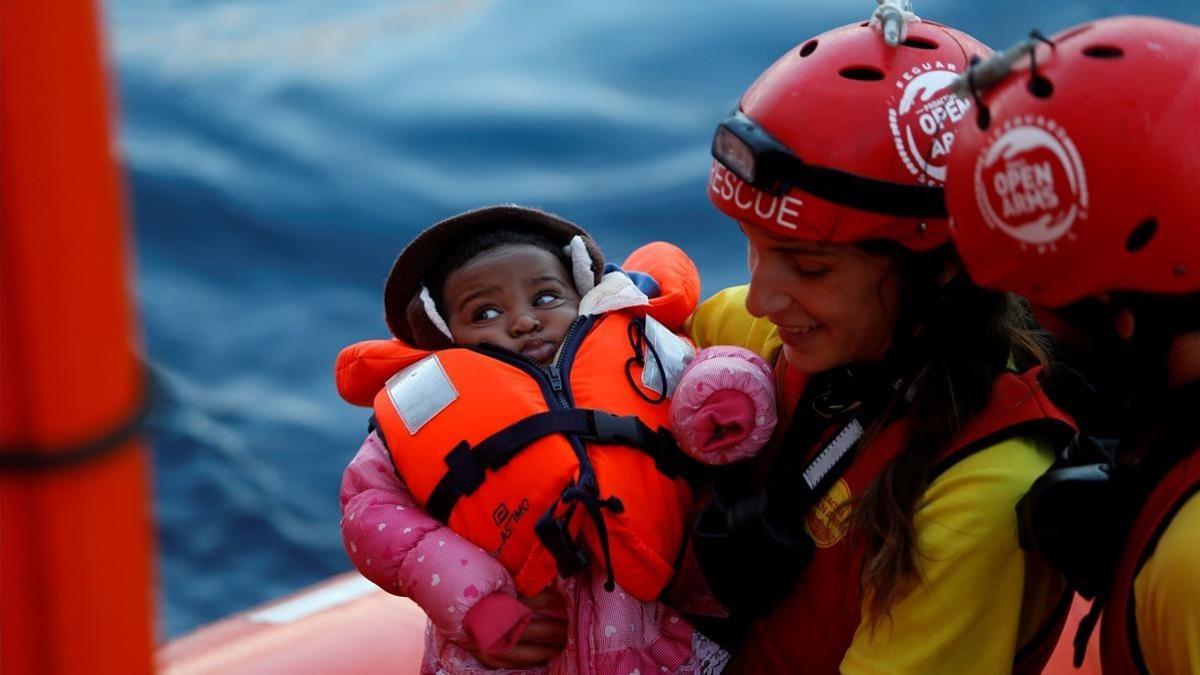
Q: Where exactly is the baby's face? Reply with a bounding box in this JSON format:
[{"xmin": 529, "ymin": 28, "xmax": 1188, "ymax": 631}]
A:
[{"xmin": 442, "ymin": 244, "xmax": 581, "ymax": 365}]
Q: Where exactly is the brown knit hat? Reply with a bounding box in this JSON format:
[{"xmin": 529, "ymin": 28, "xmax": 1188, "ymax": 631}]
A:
[{"xmin": 384, "ymin": 205, "xmax": 605, "ymax": 348}]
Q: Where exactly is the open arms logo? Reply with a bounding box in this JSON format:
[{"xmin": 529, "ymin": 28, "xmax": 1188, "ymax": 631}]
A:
[
  {"xmin": 974, "ymin": 115, "xmax": 1089, "ymax": 252},
  {"xmin": 888, "ymin": 63, "xmax": 972, "ymax": 185}
]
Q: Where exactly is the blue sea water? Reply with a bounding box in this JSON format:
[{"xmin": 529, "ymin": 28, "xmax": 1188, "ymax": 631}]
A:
[{"xmin": 102, "ymin": 0, "xmax": 1200, "ymax": 638}]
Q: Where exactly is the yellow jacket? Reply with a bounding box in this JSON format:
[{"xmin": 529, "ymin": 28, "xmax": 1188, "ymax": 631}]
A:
[{"xmin": 689, "ymin": 285, "xmax": 1065, "ymax": 674}]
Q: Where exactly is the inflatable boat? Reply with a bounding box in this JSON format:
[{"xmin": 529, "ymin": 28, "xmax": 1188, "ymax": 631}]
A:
[{"xmin": 155, "ymin": 571, "xmax": 1100, "ymax": 674}]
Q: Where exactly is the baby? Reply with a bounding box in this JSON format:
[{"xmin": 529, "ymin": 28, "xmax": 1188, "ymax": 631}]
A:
[{"xmin": 336, "ymin": 205, "xmax": 775, "ymax": 674}]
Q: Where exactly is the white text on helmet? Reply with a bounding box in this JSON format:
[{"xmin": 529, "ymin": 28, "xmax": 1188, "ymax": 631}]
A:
[
  {"xmin": 895, "ymin": 61, "xmax": 958, "ymax": 89},
  {"xmin": 710, "ymin": 163, "xmax": 804, "ymax": 230},
  {"xmin": 993, "ymin": 160, "xmax": 1060, "ymax": 217}
]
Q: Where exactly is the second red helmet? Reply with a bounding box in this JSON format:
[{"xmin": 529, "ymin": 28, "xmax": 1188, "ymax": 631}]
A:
[{"xmin": 945, "ymin": 16, "xmax": 1200, "ymax": 307}]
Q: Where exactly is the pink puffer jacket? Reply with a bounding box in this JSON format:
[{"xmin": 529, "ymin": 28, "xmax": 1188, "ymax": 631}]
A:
[
  {"xmin": 340, "ymin": 433, "xmax": 730, "ymax": 674},
  {"xmin": 340, "ymin": 433, "xmax": 530, "ymax": 652}
]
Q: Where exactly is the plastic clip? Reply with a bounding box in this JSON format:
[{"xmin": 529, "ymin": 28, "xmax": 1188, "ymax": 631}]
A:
[{"xmin": 588, "ymin": 411, "xmax": 646, "ymax": 446}]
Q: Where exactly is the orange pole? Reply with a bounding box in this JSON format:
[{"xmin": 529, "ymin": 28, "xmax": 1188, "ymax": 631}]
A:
[{"xmin": 0, "ymin": 0, "xmax": 155, "ymax": 673}]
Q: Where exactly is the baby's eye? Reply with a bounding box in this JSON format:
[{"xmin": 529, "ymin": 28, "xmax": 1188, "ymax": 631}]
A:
[
  {"xmin": 533, "ymin": 292, "xmax": 561, "ymax": 307},
  {"xmin": 472, "ymin": 307, "xmax": 501, "ymax": 322}
]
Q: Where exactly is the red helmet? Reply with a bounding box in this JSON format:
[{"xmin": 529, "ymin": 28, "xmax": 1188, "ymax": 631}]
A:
[
  {"xmin": 708, "ymin": 20, "xmax": 990, "ymax": 249},
  {"xmin": 946, "ymin": 16, "xmax": 1200, "ymax": 307}
]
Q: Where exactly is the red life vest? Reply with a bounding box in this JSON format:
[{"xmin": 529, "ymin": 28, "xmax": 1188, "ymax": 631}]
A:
[
  {"xmin": 732, "ymin": 364, "xmax": 1076, "ymax": 674},
  {"xmin": 1100, "ymin": 446, "xmax": 1200, "ymax": 674},
  {"xmin": 338, "ymin": 310, "xmax": 694, "ymax": 602}
]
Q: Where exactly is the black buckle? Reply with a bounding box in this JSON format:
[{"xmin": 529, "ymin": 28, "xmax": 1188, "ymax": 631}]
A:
[
  {"xmin": 444, "ymin": 441, "xmax": 486, "ymax": 495},
  {"xmin": 535, "ymin": 504, "xmax": 589, "ymax": 577},
  {"xmin": 588, "ymin": 411, "xmax": 646, "ymax": 446}
]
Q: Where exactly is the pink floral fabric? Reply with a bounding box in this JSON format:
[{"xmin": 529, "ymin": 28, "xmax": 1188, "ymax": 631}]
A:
[
  {"xmin": 423, "ymin": 573, "xmax": 729, "ymax": 675},
  {"xmin": 340, "ymin": 433, "xmax": 522, "ymax": 645},
  {"xmin": 340, "ymin": 434, "xmax": 729, "ymax": 674}
]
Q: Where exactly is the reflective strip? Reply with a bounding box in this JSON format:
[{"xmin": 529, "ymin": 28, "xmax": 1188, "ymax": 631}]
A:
[
  {"xmin": 641, "ymin": 316, "xmax": 696, "ymax": 398},
  {"xmin": 386, "ymin": 355, "xmax": 459, "ymax": 435},
  {"xmin": 802, "ymin": 419, "xmax": 864, "ymax": 490}
]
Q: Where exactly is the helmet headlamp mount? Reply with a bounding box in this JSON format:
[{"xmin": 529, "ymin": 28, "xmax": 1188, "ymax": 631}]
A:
[{"xmin": 712, "ymin": 110, "xmax": 950, "ymax": 219}]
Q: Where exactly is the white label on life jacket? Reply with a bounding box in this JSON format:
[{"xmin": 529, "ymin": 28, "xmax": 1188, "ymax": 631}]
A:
[
  {"xmin": 641, "ymin": 315, "xmax": 695, "ymax": 398},
  {"xmin": 386, "ymin": 355, "xmax": 459, "ymax": 435}
]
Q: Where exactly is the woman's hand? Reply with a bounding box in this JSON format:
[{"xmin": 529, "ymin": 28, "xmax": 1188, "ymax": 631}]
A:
[{"xmin": 472, "ymin": 588, "xmax": 568, "ymax": 669}]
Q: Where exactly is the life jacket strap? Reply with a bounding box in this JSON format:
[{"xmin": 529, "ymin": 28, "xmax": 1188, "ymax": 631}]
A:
[
  {"xmin": 535, "ymin": 497, "xmax": 590, "ymax": 578},
  {"xmin": 425, "ymin": 407, "xmax": 686, "ymax": 523},
  {"xmin": 562, "ymin": 482, "xmax": 625, "ymax": 591}
]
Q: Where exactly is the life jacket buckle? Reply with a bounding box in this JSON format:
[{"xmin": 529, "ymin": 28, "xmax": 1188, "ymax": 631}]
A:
[{"xmin": 587, "ymin": 411, "xmax": 647, "ymax": 447}]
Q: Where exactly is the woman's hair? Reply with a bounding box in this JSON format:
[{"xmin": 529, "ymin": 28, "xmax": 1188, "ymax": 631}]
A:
[
  {"xmin": 846, "ymin": 241, "xmax": 1052, "ymax": 625},
  {"xmin": 424, "ymin": 228, "xmax": 574, "ymax": 316}
]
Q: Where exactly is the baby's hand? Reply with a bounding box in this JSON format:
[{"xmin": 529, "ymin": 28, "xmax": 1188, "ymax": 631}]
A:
[{"xmin": 669, "ymin": 346, "xmax": 777, "ymax": 464}]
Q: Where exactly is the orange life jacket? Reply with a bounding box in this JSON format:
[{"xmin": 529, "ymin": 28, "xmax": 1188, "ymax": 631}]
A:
[
  {"xmin": 732, "ymin": 362, "xmax": 1076, "ymax": 674},
  {"xmin": 1100, "ymin": 447, "xmax": 1200, "ymax": 674},
  {"xmin": 337, "ymin": 242, "xmax": 702, "ymax": 602},
  {"xmin": 340, "ymin": 312, "xmax": 693, "ymax": 601}
]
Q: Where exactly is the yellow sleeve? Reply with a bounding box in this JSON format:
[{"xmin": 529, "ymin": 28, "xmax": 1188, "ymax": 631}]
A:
[
  {"xmin": 1134, "ymin": 490, "xmax": 1200, "ymax": 675},
  {"xmin": 685, "ymin": 285, "xmax": 781, "ymax": 361},
  {"xmin": 840, "ymin": 438, "xmax": 1057, "ymax": 675}
]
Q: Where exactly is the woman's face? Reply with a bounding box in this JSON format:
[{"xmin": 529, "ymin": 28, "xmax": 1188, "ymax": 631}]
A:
[{"xmin": 741, "ymin": 223, "xmax": 902, "ymax": 374}]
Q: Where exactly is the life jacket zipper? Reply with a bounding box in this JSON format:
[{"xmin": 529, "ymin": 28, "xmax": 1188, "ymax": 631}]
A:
[
  {"xmin": 548, "ymin": 365, "xmax": 566, "ymax": 405},
  {"xmin": 469, "ymin": 314, "xmax": 624, "ymax": 591},
  {"xmin": 469, "ymin": 314, "xmax": 596, "ymax": 426},
  {"xmin": 548, "ymin": 314, "xmax": 591, "ymax": 407}
]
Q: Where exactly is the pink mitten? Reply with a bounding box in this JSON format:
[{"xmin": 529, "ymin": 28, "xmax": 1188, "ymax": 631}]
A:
[
  {"xmin": 462, "ymin": 593, "xmax": 533, "ymax": 658},
  {"xmin": 669, "ymin": 346, "xmax": 777, "ymax": 464}
]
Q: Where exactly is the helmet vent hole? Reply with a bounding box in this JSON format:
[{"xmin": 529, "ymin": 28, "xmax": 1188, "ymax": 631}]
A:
[
  {"xmin": 800, "ymin": 40, "xmax": 818, "ymax": 57},
  {"xmin": 1083, "ymin": 45, "xmax": 1124, "ymax": 59},
  {"xmin": 1126, "ymin": 218, "xmax": 1157, "ymax": 253},
  {"xmin": 839, "ymin": 66, "xmax": 885, "ymax": 81},
  {"xmin": 901, "ymin": 37, "xmax": 938, "ymax": 50},
  {"xmin": 860, "ymin": 21, "xmax": 870, "ymax": 27},
  {"xmin": 1028, "ymin": 76, "xmax": 1054, "ymax": 99}
]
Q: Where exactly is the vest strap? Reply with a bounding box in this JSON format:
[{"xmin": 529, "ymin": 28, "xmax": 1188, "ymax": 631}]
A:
[
  {"xmin": 693, "ymin": 374, "xmax": 907, "ymax": 616},
  {"xmin": 534, "ymin": 499, "xmax": 589, "ymax": 577},
  {"xmin": 425, "ymin": 408, "xmax": 684, "ymax": 523}
]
